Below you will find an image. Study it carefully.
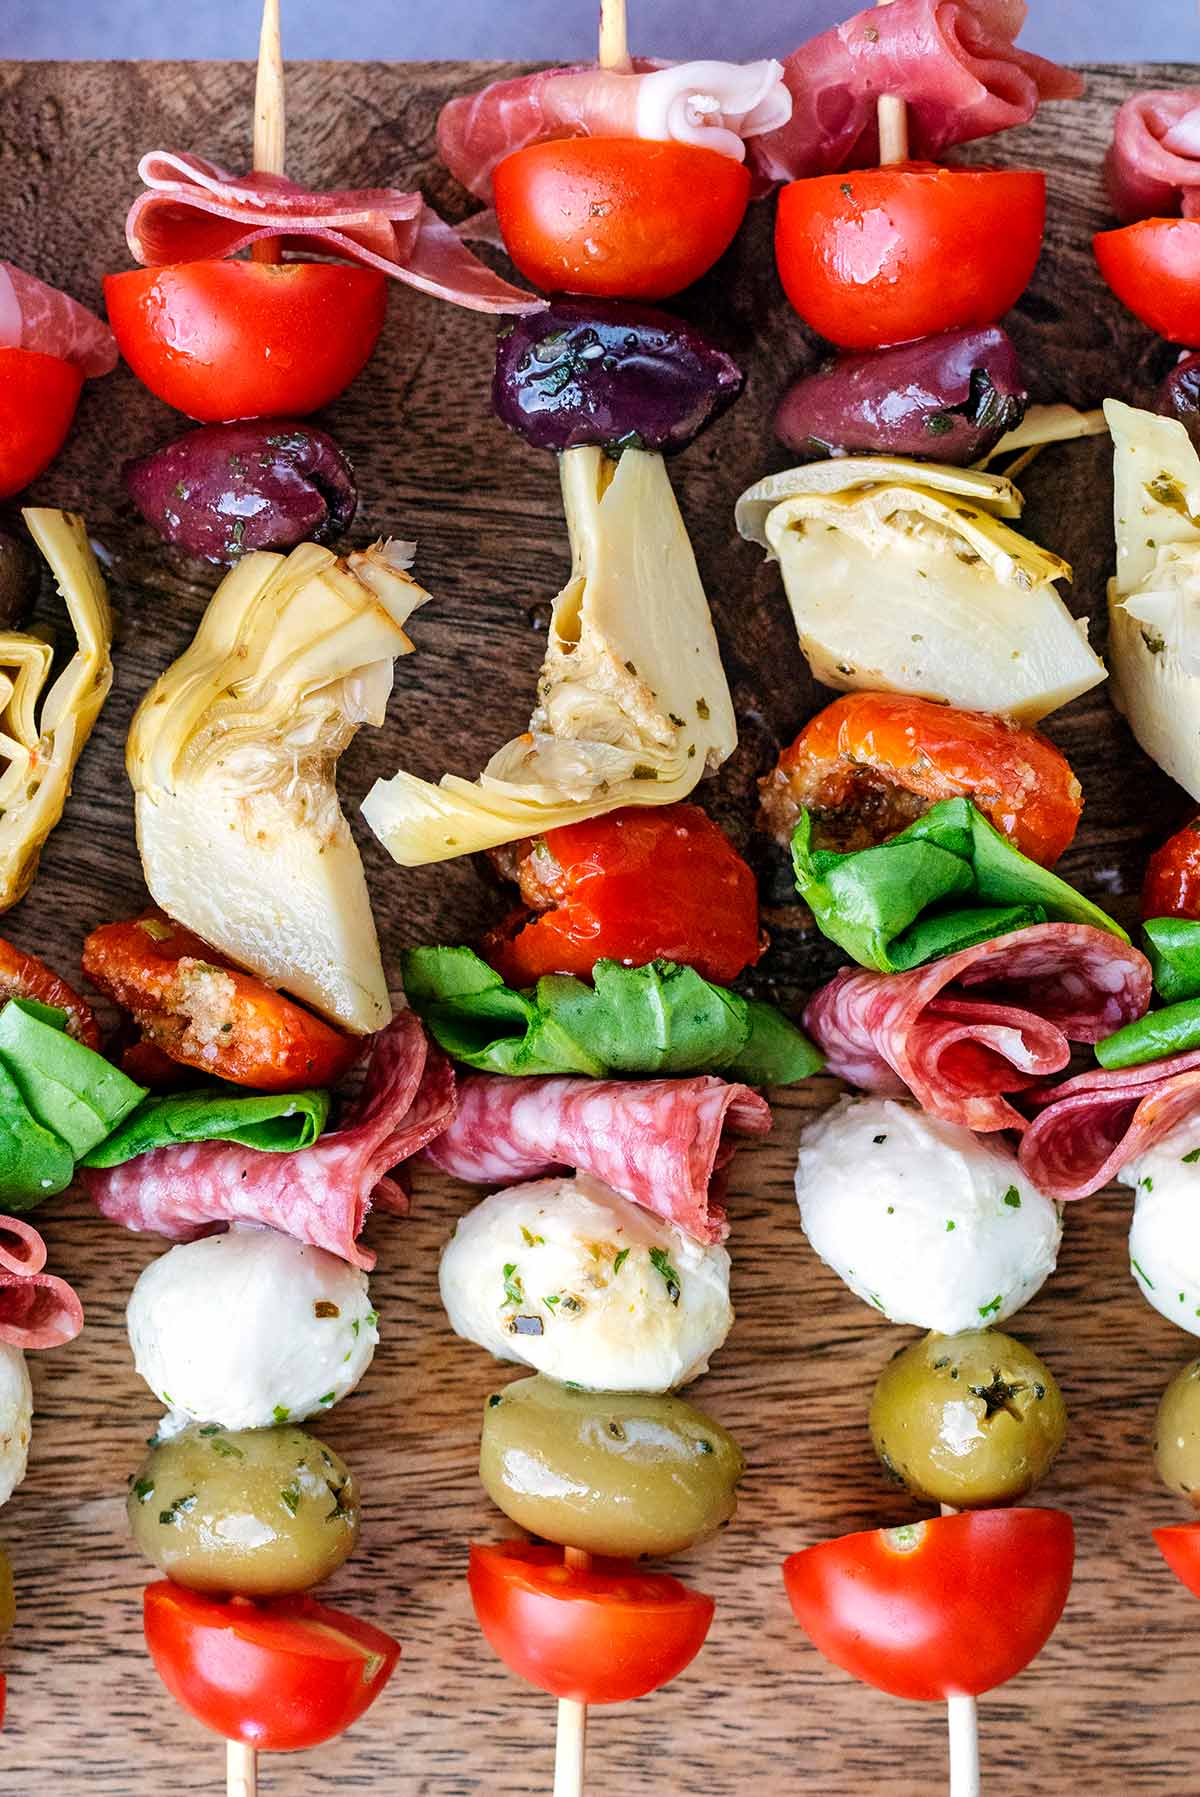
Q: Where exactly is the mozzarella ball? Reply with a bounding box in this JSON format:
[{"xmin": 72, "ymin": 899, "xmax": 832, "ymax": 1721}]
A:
[
  {"xmin": 127, "ymin": 1225, "xmax": 378, "ymax": 1430},
  {"xmin": 439, "ymin": 1174, "xmax": 732, "ymax": 1392},
  {"xmin": 0, "ymin": 1346, "xmax": 31, "ymax": 1507},
  {"xmin": 796, "ymin": 1097, "xmax": 1061, "ymax": 1332},
  {"xmin": 1124, "ymin": 1119, "xmax": 1200, "ymax": 1334}
]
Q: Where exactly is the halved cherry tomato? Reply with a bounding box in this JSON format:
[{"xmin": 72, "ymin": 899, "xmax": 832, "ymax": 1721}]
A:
[
  {"xmin": 104, "ymin": 262, "xmax": 387, "ymax": 421},
  {"xmin": 143, "ymin": 1583, "xmax": 399, "ymax": 1751},
  {"xmin": 1143, "ymin": 816, "xmax": 1200, "ymax": 918},
  {"xmin": 485, "ymin": 803, "xmax": 763, "ymax": 987},
  {"xmin": 759, "ymin": 692, "xmax": 1082, "ymax": 866},
  {"xmin": 1094, "ymin": 219, "xmax": 1200, "ymax": 346},
  {"xmin": 783, "ymin": 1508, "xmax": 1074, "ymax": 1701},
  {"xmin": 775, "ymin": 164, "xmax": 1046, "ymax": 350},
  {"xmin": 82, "ymin": 911, "xmax": 357, "ymax": 1091},
  {"xmin": 468, "ymin": 1541, "xmax": 714, "ymax": 1704},
  {"xmin": 1154, "ymin": 1523, "xmax": 1200, "ymax": 1598},
  {"xmin": 493, "ymin": 139, "xmax": 750, "ymax": 301},
  {"xmin": 0, "ymin": 936, "xmax": 99, "ymax": 1047},
  {"xmin": 0, "ymin": 348, "xmax": 84, "ymax": 499}
]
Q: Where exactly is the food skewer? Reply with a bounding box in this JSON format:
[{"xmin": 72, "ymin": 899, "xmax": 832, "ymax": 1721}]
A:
[
  {"xmin": 251, "ymin": 0, "xmax": 285, "ymax": 263},
  {"xmin": 553, "ymin": 1548, "xmax": 590, "ymax": 1797},
  {"xmin": 873, "ymin": 0, "xmax": 908, "ymax": 168},
  {"xmin": 940, "ymin": 1507, "xmax": 980, "ymax": 1797},
  {"xmin": 226, "ymin": 1740, "xmax": 257, "ymax": 1797}
]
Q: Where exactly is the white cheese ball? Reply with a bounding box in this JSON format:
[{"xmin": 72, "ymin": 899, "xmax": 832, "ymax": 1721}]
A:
[
  {"xmin": 1124, "ymin": 1119, "xmax": 1200, "ymax": 1333},
  {"xmin": 127, "ymin": 1225, "xmax": 379, "ymax": 1430},
  {"xmin": 439, "ymin": 1173, "xmax": 732, "ymax": 1392},
  {"xmin": 796, "ymin": 1097, "xmax": 1061, "ymax": 1332},
  {"xmin": 0, "ymin": 1346, "xmax": 31, "ymax": 1507}
]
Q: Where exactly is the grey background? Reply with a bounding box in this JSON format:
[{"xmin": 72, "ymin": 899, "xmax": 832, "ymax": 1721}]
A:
[{"xmin": 2, "ymin": 0, "xmax": 1198, "ymax": 64}]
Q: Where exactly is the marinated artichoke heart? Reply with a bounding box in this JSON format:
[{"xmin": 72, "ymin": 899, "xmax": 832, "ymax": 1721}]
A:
[
  {"xmin": 128, "ymin": 539, "xmax": 430, "ymax": 1035},
  {"xmin": 1105, "ymin": 398, "xmax": 1200, "ymax": 800},
  {"xmin": 362, "ymin": 447, "xmax": 737, "ymax": 866},
  {"xmin": 0, "ymin": 510, "xmax": 114, "ymax": 910},
  {"xmin": 736, "ymin": 457, "xmax": 1106, "ymax": 723}
]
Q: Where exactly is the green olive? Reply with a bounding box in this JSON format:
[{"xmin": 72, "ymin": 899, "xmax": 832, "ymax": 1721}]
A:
[
  {"xmin": 869, "ymin": 1330, "xmax": 1067, "ymax": 1508},
  {"xmin": 127, "ymin": 1423, "xmax": 359, "ymax": 1595},
  {"xmin": 479, "ymin": 1374, "xmax": 744, "ymax": 1557},
  {"xmin": 0, "ymin": 1546, "xmax": 15, "ymax": 1640},
  {"xmin": 1155, "ymin": 1359, "xmax": 1200, "ymax": 1503}
]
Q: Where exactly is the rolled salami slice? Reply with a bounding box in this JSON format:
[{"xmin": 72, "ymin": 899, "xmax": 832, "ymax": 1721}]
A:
[
  {"xmin": 425, "ymin": 1073, "xmax": 771, "ymax": 1243},
  {"xmin": 1106, "ymin": 89, "xmax": 1200, "ymax": 223},
  {"xmin": 83, "ymin": 1012, "xmax": 456, "ymax": 1268},
  {"xmin": 804, "ymin": 923, "xmax": 1152, "ymax": 1133},
  {"xmin": 0, "ymin": 263, "xmax": 117, "ymax": 378},
  {"xmin": 1019, "ymin": 1049, "xmax": 1200, "ymax": 1200}
]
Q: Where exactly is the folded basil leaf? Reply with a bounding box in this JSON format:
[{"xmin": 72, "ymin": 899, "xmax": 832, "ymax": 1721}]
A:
[
  {"xmin": 82, "ymin": 1086, "xmax": 330, "ymax": 1169},
  {"xmin": 1144, "ymin": 917, "xmax": 1200, "ymax": 1005},
  {"xmin": 1096, "ymin": 997, "xmax": 1200, "ymax": 1070},
  {"xmin": 791, "ymin": 797, "xmax": 1126, "ymax": 973},
  {"xmin": 0, "ymin": 1055, "xmax": 76, "ymax": 1209},
  {"xmin": 401, "ymin": 947, "xmax": 822, "ymax": 1084},
  {"xmin": 0, "ymin": 997, "xmax": 146, "ymax": 1157}
]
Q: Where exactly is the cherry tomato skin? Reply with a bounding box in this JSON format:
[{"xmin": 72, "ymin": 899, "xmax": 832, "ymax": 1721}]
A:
[
  {"xmin": 782, "ymin": 1509, "xmax": 1074, "ymax": 1701},
  {"xmin": 1094, "ymin": 220, "xmax": 1200, "ymax": 346},
  {"xmin": 1143, "ymin": 817, "xmax": 1200, "ymax": 919},
  {"xmin": 493, "ymin": 139, "xmax": 751, "ymax": 301},
  {"xmin": 1155, "ymin": 1524, "xmax": 1200, "ymax": 1599},
  {"xmin": 467, "ymin": 1541, "xmax": 715, "ymax": 1704},
  {"xmin": 0, "ymin": 936, "xmax": 99, "ymax": 1047},
  {"xmin": 774, "ymin": 165, "xmax": 1046, "ymax": 350},
  {"xmin": 142, "ymin": 1584, "xmax": 400, "ymax": 1751},
  {"xmin": 0, "ymin": 348, "xmax": 84, "ymax": 498},
  {"xmin": 104, "ymin": 262, "xmax": 388, "ymax": 421}
]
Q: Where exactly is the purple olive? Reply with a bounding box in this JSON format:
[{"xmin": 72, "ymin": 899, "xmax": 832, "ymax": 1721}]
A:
[
  {"xmin": 123, "ymin": 421, "xmax": 358, "ymax": 564},
  {"xmin": 1157, "ymin": 352, "xmax": 1200, "ymax": 451},
  {"xmin": 774, "ymin": 327, "xmax": 1028, "ymax": 466},
  {"xmin": 493, "ymin": 299, "xmax": 744, "ymax": 455}
]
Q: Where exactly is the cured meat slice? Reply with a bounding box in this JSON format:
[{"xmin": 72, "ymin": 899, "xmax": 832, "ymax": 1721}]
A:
[
  {"xmin": 748, "ymin": 0, "xmax": 1082, "ymax": 187},
  {"xmin": 0, "ymin": 263, "xmax": 117, "ymax": 378},
  {"xmin": 0, "ymin": 1213, "xmax": 82, "ymax": 1349},
  {"xmin": 437, "ymin": 59, "xmax": 791, "ymax": 202},
  {"xmin": 83, "ymin": 1011, "xmax": 456, "ymax": 1268},
  {"xmin": 1018, "ymin": 1050, "xmax": 1200, "ymax": 1200},
  {"xmin": 125, "ymin": 152, "xmax": 543, "ymax": 315},
  {"xmin": 1106, "ymin": 89, "xmax": 1200, "ymax": 222},
  {"xmin": 425, "ymin": 1073, "xmax": 772, "ymax": 1243},
  {"xmin": 804, "ymin": 924, "xmax": 1152, "ymax": 1133}
]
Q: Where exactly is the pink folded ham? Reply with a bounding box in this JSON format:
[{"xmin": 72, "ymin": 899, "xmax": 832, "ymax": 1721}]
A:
[
  {"xmin": 0, "ymin": 1214, "xmax": 83, "ymax": 1350},
  {"xmin": 125, "ymin": 152, "xmax": 543, "ymax": 315},
  {"xmin": 1107, "ymin": 89, "xmax": 1200, "ymax": 222},
  {"xmin": 1019, "ymin": 1049, "xmax": 1200, "ymax": 1200},
  {"xmin": 83, "ymin": 1011, "xmax": 456, "ymax": 1269},
  {"xmin": 0, "ymin": 263, "xmax": 117, "ymax": 378},
  {"xmin": 425, "ymin": 1073, "xmax": 771, "ymax": 1243},
  {"xmin": 804, "ymin": 924, "xmax": 1152, "ymax": 1133},
  {"xmin": 749, "ymin": 0, "xmax": 1083, "ymax": 187},
  {"xmin": 437, "ymin": 59, "xmax": 791, "ymax": 203}
]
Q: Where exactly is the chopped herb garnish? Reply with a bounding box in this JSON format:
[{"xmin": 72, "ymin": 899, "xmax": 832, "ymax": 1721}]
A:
[
  {"xmin": 272, "ymin": 1404, "xmax": 291, "ymax": 1424},
  {"xmin": 696, "ymin": 697, "xmax": 710, "ymax": 720},
  {"xmin": 198, "ymin": 1423, "xmax": 222, "ymax": 1437},
  {"xmin": 131, "ymin": 1477, "xmax": 155, "ymax": 1504},
  {"xmin": 520, "ymin": 1226, "xmax": 545, "ymax": 1247},
  {"xmin": 318, "ymin": 1391, "xmax": 335, "ymax": 1406},
  {"xmin": 978, "ymin": 1294, "xmax": 1003, "ymax": 1319},
  {"xmin": 544, "ymin": 1294, "xmax": 561, "ymax": 1309},
  {"xmin": 613, "ymin": 1248, "xmax": 630, "ymax": 1275},
  {"xmin": 210, "ymin": 1437, "xmax": 244, "ymax": 1459},
  {"xmin": 648, "ymin": 1247, "xmax": 681, "ymax": 1305},
  {"xmin": 1002, "ymin": 1187, "xmax": 1022, "ymax": 1209},
  {"xmin": 945, "ymin": 1220, "xmax": 956, "ymax": 1232},
  {"xmin": 502, "ymin": 1263, "xmax": 525, "ymax": 1308},
  {"xmin": 365, "ymin": 1310, "xmax": 379, "ymax": 1329},
  {"xmin": 1183, "ymin": 1148, "xmax": 1200, "ymax": 1163},
  {"xmin": 159, "ymin": 1493, "xmax": 197, "ymax": 1527},
  {"xmin": 280, "ymin": 1483, "xmax": 301, "ymax": 1516},
  {"xmin": 1132, "ymin": 1258, "xmax": 1155, "ymax": 1289}
]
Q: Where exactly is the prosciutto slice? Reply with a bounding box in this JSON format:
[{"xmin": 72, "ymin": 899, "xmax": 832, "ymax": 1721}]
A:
[
  {"xmin": 0, "ymin": 263, "xmax": 117, "ymax": 378},
  {"xmin": 1107, "ymin": 89, "xmax": 1200, "ymax": 222},
  {"xmin": 125, "ymin": 152, "xmax": 543, "ymax": 315},
  {"xmin": 1019, "ymin": 1050, "xmax": 1200, "ymax": 1200},
  {"xmin": 0, "ymin": 1214, "xmax": 82, "ymax": 1350},
  {"xmin": 425, "ymin": 1073, "xmax": 772, "ymax": 1243},
  {"xmin": 748, "ymin": 0, "xmax": 1083, "ymax": 187},
  {"xmin": 437, "ymin": 59, "xmax": 791, "ymax": 202},
  {"xmin": 83, "ymin": 1011, "xmax": 457, "ymax": 1269},
  {"xmin": 804, "ymin": 924, "xmax": 1152, "ymax": 1133}
]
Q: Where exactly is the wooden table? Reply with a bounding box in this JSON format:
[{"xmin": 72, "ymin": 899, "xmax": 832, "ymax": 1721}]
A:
[{"xmin": 0, "ymin": 54, "xmax": 1195, "ymax": 1797}]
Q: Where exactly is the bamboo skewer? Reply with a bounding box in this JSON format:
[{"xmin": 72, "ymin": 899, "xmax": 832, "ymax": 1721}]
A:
[
  {"xmin": 251, "ymin": 0, "xmax": 285, "ymax": 263},
  {"xmin": 874, "ymin": 0, "xmax": 910, "ymax": 166},
  {"xmin": 226, "ymin": 1740, "xmax": 258, "ymax": 1797},
  {"xmin": 553, "ymin": 1546, "xmax": 591, "ymax": 1797},
  {"xmin": 940, "ymin": 1506, "xmax": 981, "ymax": 1797},
  {"xmin": 598, "ymin": 0, "xmax": 631, "ymax": 74}
]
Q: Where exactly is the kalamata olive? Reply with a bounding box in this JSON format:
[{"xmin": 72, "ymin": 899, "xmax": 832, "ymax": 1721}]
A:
[
  {"xmin": 1155, "ymin": 1359, "xmax": 1200, "ymax": 1503},
  {"xmin": 870, "ymin": 1330, "xmax": 1066, "ymax": 1508},
  {"xmin": 1157, "ymin": 352, "xmax": 1200, "ymax": 452},
  {"xmin": 493, "ymin": 299, "xmax": 743, "ymax": 454},
  {"xmin": 127, "ymin": 1422, "xmax": 359, "ymax": 1595},
  {"xmin": 479, "ymin": 1373, "xmax": 744, "ymax": 1557},
  {"xmin": 775, "ymin": 327, "xmax": 1027, "ymax": 465},
  {"xmin": 122, "ymin": 421, "xmax": 358, "ymax": 564},
  {"xmin": 0, "ymin": 529, "xmax": 37, "ymax": 630}
]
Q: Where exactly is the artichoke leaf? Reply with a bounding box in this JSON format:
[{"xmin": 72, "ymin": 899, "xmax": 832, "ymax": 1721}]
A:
[
  {"xmin": 129, "ymin": 538, "xmax": 429, "ymax": 1035},
  {"xmin": 362, "ymin": 448, "xmax": 737, "ymax": 867}
]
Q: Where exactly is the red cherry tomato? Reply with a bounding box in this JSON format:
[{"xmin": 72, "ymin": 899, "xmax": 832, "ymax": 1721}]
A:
[
  {"xmin": 143, "ymin": 1583, "xmax": 400, "ymax": 1751},
  {"xmin": 1094, "ymin": 219, "xmax": 1200, "ymax": 346},
  {"xmin": 467, "ymin": 1541, "xmax": 714, "ymax": 1704},
  {"xmin": 484, "ymin": 803, "xmax": 763, "ymax": 987},
  {"xmin": 493, "ymin": 139, "xmax": 750, "ymax": 301},
  {"xmin": 0, "ymin": 348, "xmax": 83, "ymax": 498},
  {"xmin": 1143, "ymin": 817, "xmax": 1200, "ymax": 919},
  {"xmin": 1155, "ymin": 1523, "xmax": 1200, "ymax": 1599},
  {"xmin": 782, "ymin": 1509, "xmax": 1074, "ymax": 1701},
  {"xmin": 774, "ymin": 164, "xmax": 1046, "ymax": 350},
  {"xmin": 104, "ymin": 262, "xmax": 387, "ymax": 421}
]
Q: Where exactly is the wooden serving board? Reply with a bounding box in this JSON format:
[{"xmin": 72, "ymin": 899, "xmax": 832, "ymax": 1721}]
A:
[{"xmin": 0, "ymin": 54, "xmax": 1195, "ymax": 1797}]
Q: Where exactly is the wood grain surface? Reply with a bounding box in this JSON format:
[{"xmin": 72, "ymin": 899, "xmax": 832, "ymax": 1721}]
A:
[{"xmin": 0, "ymin": 55, "xmax": 1195, "ymax": 1797}]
